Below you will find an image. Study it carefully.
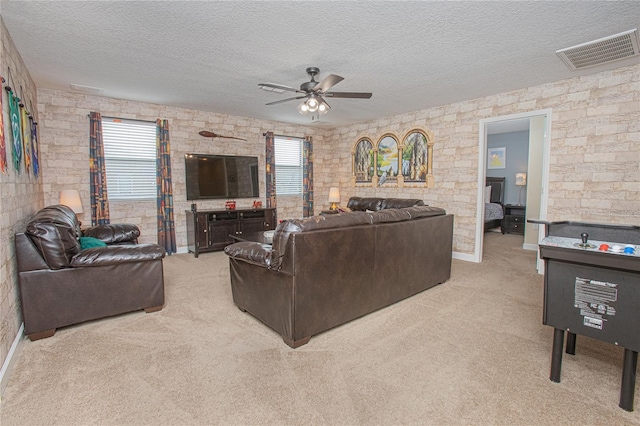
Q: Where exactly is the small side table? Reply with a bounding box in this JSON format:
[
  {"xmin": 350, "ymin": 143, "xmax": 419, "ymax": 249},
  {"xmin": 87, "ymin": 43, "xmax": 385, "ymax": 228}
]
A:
[{"xmin": 502, "ymin": 204, "xmax": 526, "ymax": 235}]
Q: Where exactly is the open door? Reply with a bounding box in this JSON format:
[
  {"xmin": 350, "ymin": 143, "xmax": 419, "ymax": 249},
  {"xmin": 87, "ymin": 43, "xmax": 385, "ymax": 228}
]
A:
[{"xmin": 476, "ymin": 109, "xmax": 552, "ymax": 273}]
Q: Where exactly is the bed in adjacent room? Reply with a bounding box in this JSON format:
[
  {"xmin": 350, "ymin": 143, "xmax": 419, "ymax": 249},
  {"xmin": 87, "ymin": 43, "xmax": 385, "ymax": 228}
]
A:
[{"xmin": 484, "ymin": 177, "xmax": 505, "ymax": 232}]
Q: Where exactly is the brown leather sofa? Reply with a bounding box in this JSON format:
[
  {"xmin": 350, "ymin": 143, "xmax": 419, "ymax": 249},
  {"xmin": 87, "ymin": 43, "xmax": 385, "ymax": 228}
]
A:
[
  {"xmin": 224, "ymin": 197, "xmax": 453, "ymax": 348},
  {"xmin": 15, "ymin": 205, "xmax": 166, "ymax": 340}
]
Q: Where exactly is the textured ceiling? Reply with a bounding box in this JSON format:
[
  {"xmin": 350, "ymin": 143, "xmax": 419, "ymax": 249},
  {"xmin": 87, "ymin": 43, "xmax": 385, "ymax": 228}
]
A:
[{"xmin": 2, "ymin": 1, "xmax": 639, "ymax": 128}]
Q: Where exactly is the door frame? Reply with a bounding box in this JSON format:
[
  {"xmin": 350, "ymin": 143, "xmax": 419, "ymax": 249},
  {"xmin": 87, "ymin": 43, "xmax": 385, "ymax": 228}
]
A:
[{"xmin": 475, "ymin": 108, "xmax": 552, "ymax": 267}]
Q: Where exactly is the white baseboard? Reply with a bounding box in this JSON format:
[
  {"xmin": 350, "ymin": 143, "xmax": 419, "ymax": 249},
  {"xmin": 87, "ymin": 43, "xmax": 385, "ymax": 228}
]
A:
[
  {"xmin": 523, "ymin": 243, "xmax": 538, "ymax": 251},
  {"xmin": 0, "ymin": 323, "xmax": 24, "ymax": 401},
  {"xmin": 452, "ymin": 251, "xmax": 478, "ymax": 263}
]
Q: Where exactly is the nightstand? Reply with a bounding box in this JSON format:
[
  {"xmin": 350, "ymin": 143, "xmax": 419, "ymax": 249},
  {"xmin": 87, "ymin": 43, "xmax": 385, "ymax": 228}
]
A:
[{"xmin": 502, "ymin": 204, "xmax": 526, "ymax": 235}]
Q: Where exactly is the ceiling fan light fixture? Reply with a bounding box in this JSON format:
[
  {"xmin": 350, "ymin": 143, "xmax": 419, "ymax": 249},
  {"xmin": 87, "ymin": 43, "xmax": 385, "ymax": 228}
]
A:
[
  {"xmin": 306, "ymin": 96, "xmax": 319, "ymax": 112},
  {"xmin": 297, "ymin": 101, "xmax": 309, "ymax": 115},
  {"xmin": 318, "ymin": 100, "xmax": 330, "ymax": 114}
]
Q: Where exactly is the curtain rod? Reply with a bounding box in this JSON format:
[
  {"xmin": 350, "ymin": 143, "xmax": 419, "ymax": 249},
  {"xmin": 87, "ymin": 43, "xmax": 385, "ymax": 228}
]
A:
[{"xmin": 86, "ymin": 114, "xmax": 156, "ymax": 124}]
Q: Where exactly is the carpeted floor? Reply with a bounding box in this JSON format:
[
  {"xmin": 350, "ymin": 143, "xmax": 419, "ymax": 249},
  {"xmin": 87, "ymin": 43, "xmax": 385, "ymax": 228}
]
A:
[{"xmin": 1, "ymin": 232, "xmax": 639, "ymax": 425}]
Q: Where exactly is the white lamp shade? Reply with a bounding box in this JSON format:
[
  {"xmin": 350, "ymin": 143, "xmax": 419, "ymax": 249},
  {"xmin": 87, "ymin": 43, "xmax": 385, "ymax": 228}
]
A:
[
  {"xmin": 60, "ymin": 189, "xmax": 84, "ymax": 214},
  {"xmin": 329, "ymin": 188, "xmax": 340, "ymax": 203},
  {"xmin": 515, "ymin": 173, "xmax": 527, "ymax": 186},
  {"xmin": 328, "ymin": 187, "xmax": 341, "ymax": 203}
]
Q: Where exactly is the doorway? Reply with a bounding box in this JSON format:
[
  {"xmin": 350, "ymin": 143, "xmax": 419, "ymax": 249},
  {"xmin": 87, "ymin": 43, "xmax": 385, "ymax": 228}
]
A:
[{"xmin": 475, "ymin": 109, "xmax": 552, "ymax": 273}]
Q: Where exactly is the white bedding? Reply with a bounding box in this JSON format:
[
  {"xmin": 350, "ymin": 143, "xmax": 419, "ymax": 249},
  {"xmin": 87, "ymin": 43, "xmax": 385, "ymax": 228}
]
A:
[{"xmin": 484, "ymin": 203, "xmax": 504, "ymax": 221}]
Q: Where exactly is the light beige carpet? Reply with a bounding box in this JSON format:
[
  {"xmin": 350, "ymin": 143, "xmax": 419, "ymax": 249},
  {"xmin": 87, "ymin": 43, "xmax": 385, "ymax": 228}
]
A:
[{"xmin": 1, "ymin": 233, "xmax": 639, "ymax": 425}]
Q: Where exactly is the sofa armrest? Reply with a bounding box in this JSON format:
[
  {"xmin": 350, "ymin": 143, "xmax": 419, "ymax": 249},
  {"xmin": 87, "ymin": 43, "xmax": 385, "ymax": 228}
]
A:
[
  {"xmin": 82, "ymin": 223, "xmax": 140, "ymax": 244},
  {"xmin": 224, "ymin": 242, "xmax": 272, "ymax": 269},
  {"xmin": 71, "ymin": 244, "xmax": 165, "ymax": 267}
]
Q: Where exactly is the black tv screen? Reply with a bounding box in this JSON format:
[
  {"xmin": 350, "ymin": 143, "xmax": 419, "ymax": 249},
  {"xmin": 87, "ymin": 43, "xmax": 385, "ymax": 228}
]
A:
[{"xmin": 185, "ymin": 154, "xmax": 259, "ymax": 200}]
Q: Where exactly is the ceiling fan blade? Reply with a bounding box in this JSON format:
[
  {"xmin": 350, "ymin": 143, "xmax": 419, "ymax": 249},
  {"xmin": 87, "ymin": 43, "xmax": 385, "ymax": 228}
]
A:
[
  {"xmin": 312, "ymin": 74, "xmax": 344, "ymax": 93},
  {"xmin": 265, "ymin": 96, "xmax": 306, "ymax": 106},
  {"xmin": 324, "ymin": 91, "xmax": 373, "ymax": 99},
  {"xmin": 258, "ymin": 83, "xmax": 300, "ymax": 93}
]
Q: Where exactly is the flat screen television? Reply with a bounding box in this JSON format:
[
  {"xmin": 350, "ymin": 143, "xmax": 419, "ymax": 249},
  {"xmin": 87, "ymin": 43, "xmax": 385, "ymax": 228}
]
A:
[{"xmin": 185, "ymin": 153, "xmax": 259, "ymax": 200}]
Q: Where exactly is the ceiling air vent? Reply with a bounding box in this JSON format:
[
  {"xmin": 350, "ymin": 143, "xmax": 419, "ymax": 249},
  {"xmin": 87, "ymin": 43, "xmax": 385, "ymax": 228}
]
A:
[{"xmin": 556, "ymin": 29, "xmax": 640, "ymax": 71}]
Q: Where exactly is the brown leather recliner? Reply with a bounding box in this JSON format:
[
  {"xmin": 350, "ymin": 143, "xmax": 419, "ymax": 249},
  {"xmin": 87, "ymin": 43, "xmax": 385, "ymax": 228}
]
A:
[{"xmin": 15, "ymin": 205, "xmax": 166, "ymax": 340}]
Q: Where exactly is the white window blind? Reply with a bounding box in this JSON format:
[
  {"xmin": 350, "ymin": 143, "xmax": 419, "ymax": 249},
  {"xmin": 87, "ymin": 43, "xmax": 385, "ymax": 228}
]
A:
[
  {"xmin": 102, "ymin": 118, "xmax": 157, "ymax": 200},
  {"xmin": 274, "ymin": 136, "xmax": 303, "ymax": 195}
]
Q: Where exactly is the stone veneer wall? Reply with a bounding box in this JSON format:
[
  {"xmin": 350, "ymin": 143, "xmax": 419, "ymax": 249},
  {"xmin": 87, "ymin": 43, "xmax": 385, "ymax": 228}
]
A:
[
  {"xmin": 36, "ymin": 88, "xmax": 329, "ymax": 247},
  {"xmin": 319, "ymin": 64, "xmax": 639, "ymax": 254},
  {"xmin": 0, "ymin": 19, "xmax": 42, "ymax": 389}
]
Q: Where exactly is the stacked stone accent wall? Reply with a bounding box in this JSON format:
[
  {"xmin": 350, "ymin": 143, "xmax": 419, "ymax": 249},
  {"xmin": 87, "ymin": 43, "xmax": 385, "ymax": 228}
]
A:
[
  {"xmin": 36, "ymin": 89, "xmax": 328, "ymax": 247},
  {"xmin": 0, "ymin": 19, "xmax": 42, "ymax": 387},
  {"xmin": 319, "ymin": 64, "xmax": 639, "ymax": 254}
]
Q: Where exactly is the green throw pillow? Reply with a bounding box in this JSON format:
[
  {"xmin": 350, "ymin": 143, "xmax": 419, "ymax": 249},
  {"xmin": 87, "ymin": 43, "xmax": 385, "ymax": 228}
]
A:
[{"xmin": 80, "ymin": 236, "xmax": 107, "ymax": 250}]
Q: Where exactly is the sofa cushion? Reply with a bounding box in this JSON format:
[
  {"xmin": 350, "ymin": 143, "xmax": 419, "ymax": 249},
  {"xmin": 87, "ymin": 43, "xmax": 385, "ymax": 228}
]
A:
[
  {"xmin": 82, "ymin": 223, "xmax": 140, "ymax": 244},
  {"xmin": 347, "ymin": 197, "xmax": 384, "ymax": 211},
  {"xmin": 271, "ymin": 212, "xmax": 372, "ymax": 270},
  {"xmin": 71, "ymin": 244, "xmax": 165, "ymax": 267},
  {"xmin": 26, "ymin": 205, "xmax": 82, "ymax": 270},
  {"xmin": 380, "ymin": 198, "xmax": 424, "ymax": 209},
  {"xmin": 366, "ymin": 206, "xmax": 445, "ymax": 224},
  {"xmin": 403, "ymin": 205, "xmax": 446, "ymax": 219},
  {"xmin": 80, "ymin": 236, "xmax": 107, "ymax": 250}
]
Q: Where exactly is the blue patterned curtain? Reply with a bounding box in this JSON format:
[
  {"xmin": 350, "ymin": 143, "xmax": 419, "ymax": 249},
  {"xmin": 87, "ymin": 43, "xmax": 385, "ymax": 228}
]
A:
[
  {"xmin": 89, "ymin": 112, "xmax": 110, "ymax": 225},
  {"xmin": 265, "ymin": 132, "xmax": 277, "ymax": 214},
  {"xmin": 156, "ymin": 119, "xmax": 176, "ymax": 254},
  {"xmin": 303, "ymin": 136, "xmax": 314, "ymax": 217}
]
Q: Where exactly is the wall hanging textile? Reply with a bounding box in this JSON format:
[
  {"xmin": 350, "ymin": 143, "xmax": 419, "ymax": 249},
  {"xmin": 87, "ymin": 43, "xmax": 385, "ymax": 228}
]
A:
[
  {"xmin": 20, "ymin": 104, "xmax": 31, "ymax": 175},
  {"xmin": 30, "ymin": 116, "xmax": 39, "ymax": 177},
  {"xmin": 7, "ymin": 89, "xmax": 22, "ymax": 173},
  {"xmin": 0, "ymin": 77, "xmax": 6, "ymax": 174}
]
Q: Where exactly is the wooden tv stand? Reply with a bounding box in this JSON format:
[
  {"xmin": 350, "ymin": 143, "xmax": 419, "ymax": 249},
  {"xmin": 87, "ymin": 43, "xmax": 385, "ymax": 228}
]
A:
[{"xmin": 186, "ymin": 208, "xmax": 276, "ymax": 257}]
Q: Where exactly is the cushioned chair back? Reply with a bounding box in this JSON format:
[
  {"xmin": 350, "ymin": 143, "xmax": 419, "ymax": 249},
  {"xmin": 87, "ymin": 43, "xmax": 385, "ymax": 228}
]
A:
[{"xmin": 25, "ymin": 205, "xmax": 81, "ymax": 269}]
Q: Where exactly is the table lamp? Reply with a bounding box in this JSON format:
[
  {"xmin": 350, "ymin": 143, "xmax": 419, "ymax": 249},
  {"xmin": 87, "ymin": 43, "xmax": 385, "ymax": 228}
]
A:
[
  {"xmin": 328, "ymin": 187, "xmax": 340, "ymax": 211},
  {"xmin": 60, "ymin": 189, "xmax": 84, "ymax": 215},
  {"xmin": 515, "ymin": 173, "xmax": 527, "ymax": 206}
]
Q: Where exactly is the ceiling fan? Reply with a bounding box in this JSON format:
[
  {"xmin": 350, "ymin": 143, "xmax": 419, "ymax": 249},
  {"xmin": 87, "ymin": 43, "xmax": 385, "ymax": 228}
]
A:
[
  {"xmin": 198, "ymin": 130, "xmax": 247, "ymax": 141},
  {"xmin": 259, "ymin": 67, "xmax": 372, "ymax": 115}
]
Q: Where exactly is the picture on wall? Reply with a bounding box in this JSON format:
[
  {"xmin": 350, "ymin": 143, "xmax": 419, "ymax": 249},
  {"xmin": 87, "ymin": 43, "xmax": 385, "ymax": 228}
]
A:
[
  {"xmin": 487, "ymin": 147, "xmax": 506, "ymax": 169},
  {"xmin": 354, "ymin": 138, "xmax": 374, "ymax": 182},
  {"xmin": 402, "ymin": 131, "xmax": 428, "ymax": 182},
  {"xmin": 376, "ymin": 135, "xmax": 398, "ymax": 184}
]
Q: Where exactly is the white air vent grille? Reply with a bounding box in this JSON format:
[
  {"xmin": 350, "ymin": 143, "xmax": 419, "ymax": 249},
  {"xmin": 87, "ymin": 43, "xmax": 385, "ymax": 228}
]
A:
[{"xmin": 556, "ymin": 29, "xmax": 640, "ymax": 70}]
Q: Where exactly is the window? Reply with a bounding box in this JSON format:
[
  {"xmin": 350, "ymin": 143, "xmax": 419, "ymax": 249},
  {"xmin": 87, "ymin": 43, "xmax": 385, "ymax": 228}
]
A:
[
  {"xmin": 102, "ymin": 118, "xmax": 156, "ymax": 200},
  {"xmin": 274, "ymin": 136, "xmax": 303, "ymax": 195}
]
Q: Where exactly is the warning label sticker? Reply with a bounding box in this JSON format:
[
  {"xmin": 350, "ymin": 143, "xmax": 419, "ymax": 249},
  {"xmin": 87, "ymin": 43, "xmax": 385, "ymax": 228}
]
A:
[
  {"xmin": 574, "ymin": 277, "xmax": 618, "ymax": 331},
  {"xmin": 584, "ymin": 316, "xmax": 603, "ymax": 330}
]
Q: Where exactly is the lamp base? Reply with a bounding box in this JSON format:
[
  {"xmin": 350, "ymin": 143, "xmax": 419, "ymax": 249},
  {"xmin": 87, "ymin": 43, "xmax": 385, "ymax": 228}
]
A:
[{"xmin": 330, "ymin": 202, "xmax": 338, "ymax": 211}]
